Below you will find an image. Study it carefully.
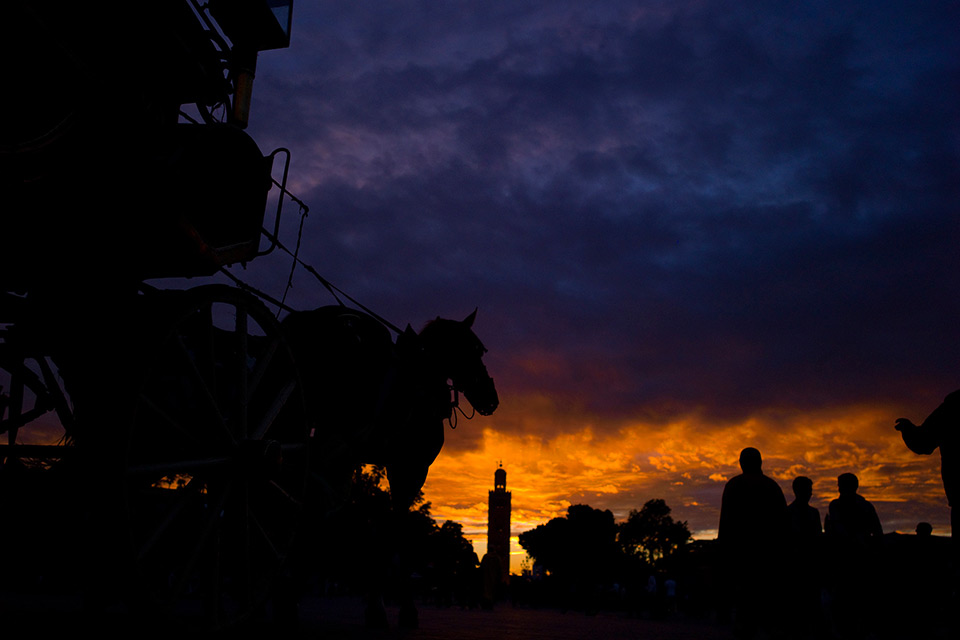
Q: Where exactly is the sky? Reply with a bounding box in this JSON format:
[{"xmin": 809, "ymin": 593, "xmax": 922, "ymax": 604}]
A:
[{"xmin": 204, "ymin": 0, "xmax": 960, "ymax": 573}]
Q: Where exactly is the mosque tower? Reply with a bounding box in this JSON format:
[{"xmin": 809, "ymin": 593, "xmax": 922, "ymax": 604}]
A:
[{"xmin": 487, "ymin": 462, "xmax": 512, "ymax": 583}]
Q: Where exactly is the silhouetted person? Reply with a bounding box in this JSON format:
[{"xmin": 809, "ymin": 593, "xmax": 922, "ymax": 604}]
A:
[
  {"xmin": 824, "ymin": 473, "xmax": 882, "ymax": 544},
  {"xmin": 644, "ymin": 573, "xmax": 657, "ymax": 616},
  {"xmin": 823, "ymin": 473, "xmax": 883, "ymax": 639},
  {"xmin": 896, "ymin": 390, "xmax": 959, "ymax": 560},
  {"xmin": 787, "ymin": 476, "xmax": 822, "ymax": 538},
  {"xmin": 718, "ymin": 447, "xmax": 788, "ymax": 639},
  {"xmin": 479, "ymin": 552, "xmax": 500, "ymax": 610},
  {"xmin": 900, "ymin": 521, "xmax": 951, "ymax": 636},
  {"xmin": 663, "ymin": 575, "xmax": 677, "ymax": 616},
  {"xmin": 785, "ymin": 476, "xmax": 823, "ymax": 638}
]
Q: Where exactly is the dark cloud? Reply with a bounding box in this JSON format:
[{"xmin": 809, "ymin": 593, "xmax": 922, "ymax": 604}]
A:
[{"xmin": 242, "ymin": 1, "xmax": 960, "ymax": 434}]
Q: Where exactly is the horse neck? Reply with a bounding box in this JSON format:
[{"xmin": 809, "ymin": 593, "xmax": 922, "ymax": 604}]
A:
[{"xmin": 413, "ymin": 334, "xmax": 458, "ymax": 386}]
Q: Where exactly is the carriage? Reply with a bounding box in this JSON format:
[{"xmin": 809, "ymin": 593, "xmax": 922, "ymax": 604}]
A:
[
  {"xmin": 1, "ymin": 2, "xmax": 498, "ymax": 629},
  {"xmin": 0, "ymin": 0, "xmax": 319, "ymax": 625},
  {"xmin": 0, "ymin": 0, "xmax": 327, "ymax": 628}
]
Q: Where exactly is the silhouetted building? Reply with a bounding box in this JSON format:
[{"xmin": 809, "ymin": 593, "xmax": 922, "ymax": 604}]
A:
[{"xmin": 487, "ymin": 463, "xmax": 511, "ymax": 583}]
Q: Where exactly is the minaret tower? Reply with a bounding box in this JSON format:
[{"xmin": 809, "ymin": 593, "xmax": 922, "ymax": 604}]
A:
[{"xmin": 487, "ymin": 462, "xmax": 512, "ymax": 583}]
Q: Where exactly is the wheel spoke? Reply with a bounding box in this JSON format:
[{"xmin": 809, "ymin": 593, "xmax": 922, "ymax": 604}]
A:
[
  {"xmin": 123, "ymin": 286, "xmax": 308, "ymax": 628},
  {"xmin": 0, "ymin": 406, "xmax": 52, "ymax": 435},
  {"xmin": 137, "ymin": 393, "xmax": 203, "ymax": 445},
  {"xmin": 8, "ymin": 373, "xmax": 24, "ymax": 444},
  {"xmin": 247, "ymin": 334, "xmax": 280, "ymax": 400},
  {"xmin": 126, "ymin": 455, "xmax": 233, "ymax": 476},
  {"xmin": 249, "ymin": 508, "xmax": 283, "ymax": 564},
  {"xmin": 175, "ymin": 333, "xmax": 234, "ymax": 445},
  {"xmin": 235, "ymin": 305, "xmax": 249, "ymax": 439},
  {"xmin": 200, "ymin": 300, "xmax": 217, "ymax": 388},
  {"xmin": 135, "ymin": 481, "xmax": 199, "ymax": 562},
  {"xmin": 170, "ymin": 482, "xmax": 232, "ymax": 601},
  {"xmin": 36, "ymin": 357, "xmax": 75, "ymax": 432},
  {"xmin": 251, "ymin": 377, "xmax": 297, "ymax": 441},
  {"xmin": 265, "ymin": 478, "xmax": 303, "ymax": 510}
]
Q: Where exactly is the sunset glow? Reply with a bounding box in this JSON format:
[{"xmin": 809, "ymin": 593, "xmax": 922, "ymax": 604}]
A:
[
  {"xmin": 423, "ymin": 400, "xmax": 948, "ymax": 574},
  {"xmin": 173, "ymin": 0, "xmax": 960, "ymax": 580},
  {"xmin": 4, "ymin": 6, "xmax": 958, "ymax": 637}
]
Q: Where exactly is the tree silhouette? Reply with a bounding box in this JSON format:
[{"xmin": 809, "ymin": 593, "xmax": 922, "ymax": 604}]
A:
[
  {"xmin": 310, "ymin": 464, "xmax": 395, "ymax": 591},
  {"xmin": 307, "ymin": 463, "xmax": 483, "ymax": 611},
  {"xmin": 519, "ymin": 504, "xmax": 621, "ymax": 579},
  {"xmin": 518, "ymin": 503, "xmax": 624, "ymax": 614},
  {"xmin": 426, "ymin": 520, "xmax": 481, "ymax": 606},
  {"xmin": 431, "ymin": 520, "xmax": 480, "ymax": 577},
  {"xmin": 619, "ymin": 498, "xmax": 692, "ymax": 566},
  {"xmin": 517, "ymin": 513, "xmax": 569, "ymax": 577}
]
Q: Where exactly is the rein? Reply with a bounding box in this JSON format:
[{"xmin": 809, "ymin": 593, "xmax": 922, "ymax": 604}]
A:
[{"xmin": 446, "ymin": 385, "xmax": 476, "ymax": 430}]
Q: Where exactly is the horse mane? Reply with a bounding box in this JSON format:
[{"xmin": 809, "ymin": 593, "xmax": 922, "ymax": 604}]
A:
[
  {"xmin": 418, "ymin": 316, "xmax": 484, "ymax": 350},
  {"xmin": 419, "ymin": 316, "xmax": 449, "ymax": 333}
]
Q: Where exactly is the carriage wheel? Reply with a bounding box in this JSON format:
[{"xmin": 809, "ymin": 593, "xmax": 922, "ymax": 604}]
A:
[
  {"xmin": 0, "ymin": 346, "xmax": 73, "ymax": 461},
  {"xmin": 0, "ymin": 347, "xmax": 79, "ymax": 589},
  {"xmin": 122, "ymin": 284, "xmax": 309, "ymax": 629}
]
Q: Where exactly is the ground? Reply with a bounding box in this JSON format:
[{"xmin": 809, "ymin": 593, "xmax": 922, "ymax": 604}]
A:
[{"xmin": 0, "ymin": 592, "xmax": 732, "ymax": 639}]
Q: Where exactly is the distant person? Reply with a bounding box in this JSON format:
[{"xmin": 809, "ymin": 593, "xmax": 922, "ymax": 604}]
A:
[
  {"xmin": 644, "ymin": 572, "xmax": 657, "ymax": 616},
  {"xmin": 911, "ymin": 522, "xmax": 938, "ymax": 588},
  {"xmin": 895, "ymin": 390, "xmax": 959, "ymax": 554},
  {"xmin": 785, "ymin": 476, "xmax": 823, "ymax": 638},
  {"xmin": 663, "ymin": 576, "xmax": 677, "ymax": 616},
  {"xmin": 904, "ymin": 521, "xmax": 949, "ymax": 635},
  {"xmin": 787, "ymin": 476, "xmax": 822, "ymax": 541},
  {"xmin": 718, "ymin": 447, "xmax": 788, "ymax": 639},
  {"xmin": 823, "ymin": 473, "xmax": 883, "ymax": 640},
  {"xmin": 479, "ymin": 553, "xmax": 500, "ymax": 610},
  {"xmin": 824, "ymin": 473, "xmax": 882, "ymax": 543},
  {"xmin": 824, "ymin": 473, "xmax": 882, "ymax": 552}
]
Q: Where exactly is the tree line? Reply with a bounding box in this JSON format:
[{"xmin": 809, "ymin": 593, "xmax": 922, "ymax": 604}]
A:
[
  {"xmin": 520, "ymin": 500, "xmax": 692, "ymax": 575},
  {"xmin": 514, "ymin": 500, "xmax": 695, "ymax": 613},
  {"xmin": 302, "ymin": 465, "xmax": 486, "ymax": 608},
  {"xmin": 301, "ymin": 467, "xmax": 696, "ymax": 613}
]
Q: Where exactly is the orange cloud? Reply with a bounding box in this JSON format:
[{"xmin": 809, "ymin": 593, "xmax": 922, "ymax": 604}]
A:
[{"xmin": 422, "ymin": 402, "xmax": 949, "ymax": 575}]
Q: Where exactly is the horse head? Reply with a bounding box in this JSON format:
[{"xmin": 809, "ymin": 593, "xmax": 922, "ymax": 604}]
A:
[
  {"xmin": 281, "ymin": 305, "xmax": 499, "ymax": 510},
  {"xmin": 418, "ymin": 309, "xmax": 499, "ymax": 417}
]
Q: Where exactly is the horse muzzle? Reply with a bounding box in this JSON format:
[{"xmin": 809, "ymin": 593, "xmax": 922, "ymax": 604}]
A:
[
  {"xmin": 467, "ymin": 378, "xmax": 499, "ymax": 416},
  {"xmin": 476, "ymin": 402, "xmax": 498, "ymax": 416}
]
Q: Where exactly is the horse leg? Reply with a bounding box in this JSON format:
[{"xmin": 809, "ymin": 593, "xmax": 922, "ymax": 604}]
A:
[
  {"xmin": 392, "ymin": 543, "xmax": 419, "ymax": 629},
  {"xmin": 366, "ymin": 549, "xmax": 418, "ymax": 630},
  {"xmin": 399, "ymin": 598, "xmax": 419, "ymax": 629},
  {"xmin": 362, "ymin": 541, "xmax": 391, "ymax": 629},
  {"xmin": 364, "ymin": 591, "xmax": 390, "ymax": 630},
  {"xmin": 396, "ymin": 551, "xmax": 418, "ymax": 629}
]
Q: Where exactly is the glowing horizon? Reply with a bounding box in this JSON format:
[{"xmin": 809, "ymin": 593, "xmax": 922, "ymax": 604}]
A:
[
  {"xmin": 242, "ymin": 3, "xmax": 958, "ymax": 581},
  {"xmin": 422, "ymin": 402, "xmax": 950, "ymax": 575}
]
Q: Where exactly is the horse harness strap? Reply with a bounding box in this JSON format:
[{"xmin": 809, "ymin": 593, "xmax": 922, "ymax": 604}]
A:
[
  {"xmin": 448, "ymin": 386, "xmax": 459, "ymax": 429},
  {"xmin": 372, "ymin": 364, "xmax": 398, "ymax": 422}
]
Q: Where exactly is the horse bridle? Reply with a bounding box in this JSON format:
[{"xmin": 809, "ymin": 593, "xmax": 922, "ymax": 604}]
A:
[{"xmin": 446, "ymin": 385, "xmax": 478, "ymax": 429}]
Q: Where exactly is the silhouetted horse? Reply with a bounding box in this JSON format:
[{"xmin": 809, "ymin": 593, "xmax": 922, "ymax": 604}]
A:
[{"xmin": 280, "ymin": 306, "xmax": 499, "ymax": 627}]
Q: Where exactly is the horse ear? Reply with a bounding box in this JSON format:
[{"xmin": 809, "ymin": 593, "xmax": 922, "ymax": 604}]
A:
[{"xmin": 463, "ymin": 308, "xmax": 477, "ymax": 327}]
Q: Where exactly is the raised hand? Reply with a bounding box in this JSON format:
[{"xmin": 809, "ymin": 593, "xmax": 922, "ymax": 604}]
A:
[{"xmin": 894, "ymin": 418, "xmax": 915, "ymax": 432}]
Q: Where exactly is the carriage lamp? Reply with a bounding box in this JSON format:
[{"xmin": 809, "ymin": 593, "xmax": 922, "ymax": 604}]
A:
[
  {"xmin": 230, "ymin": 46, "xmax": 258, "ymax": 128},
  {"xmin": 209, "ymin": 0, "xmax": 294, "ymax": 128},
  {"xmin": 209, "ymin": 0, "xmax": 293, "ymax": 51}
]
